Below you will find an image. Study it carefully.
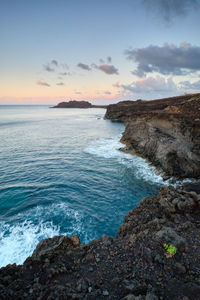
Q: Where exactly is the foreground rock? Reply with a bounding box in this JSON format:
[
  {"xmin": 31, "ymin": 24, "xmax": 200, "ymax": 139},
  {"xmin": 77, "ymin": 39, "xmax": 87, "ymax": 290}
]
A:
[
  {"xmin": 53, "ymin": 100, "xmax": 106, "ymax": 109},
  {"xmin": 105, "ymin": 93, "xmax": 200, "ymax": 179},
  {"xmin": 0, "ymin": 184, "xmax": 200, "ymax": 299}
]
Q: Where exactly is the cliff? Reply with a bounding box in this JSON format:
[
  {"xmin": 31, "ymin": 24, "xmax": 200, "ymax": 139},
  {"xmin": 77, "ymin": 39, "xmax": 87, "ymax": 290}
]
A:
[
  {"xmin": 0, "ymin": 184, "xmax": 200, "ymax": 299},
  {"xmin": 53, "ymin": 100, "xmax": 106, "ymax": 109},
  {"xmin": 105, "ymin": 93, "xmax": 200, "ymax": 180}
]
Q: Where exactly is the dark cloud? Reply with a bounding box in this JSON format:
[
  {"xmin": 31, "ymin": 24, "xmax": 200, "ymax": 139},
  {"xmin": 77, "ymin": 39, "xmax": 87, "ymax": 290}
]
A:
[
  {"xmin": 99, "ymin": 59, "xmax": 104, "ymax": 64},
  {"xmin": 180, "ymin": 80, "xmax": 200, "ymax": 90},
  {"xmin": 95, "ymin": 64, "xmax": 119, "ymax": 75},
  {"xmin": 77, "ymin": 63, "xmax": 91, "ymax": 71},
  {"xmin": 125, "ymin": 43, "xmax": 200, "ymax": 77},
  {"xmin": 43, "ymin": 60, "xmax": 69, "ymax": 72},
  {"xmin": 44, "ymin": 60, "xmax": 59, "ymax": 72},
  {"xmin": 56, "ymin": 82, "xmax": 64, "ymax": 86},
  {"xmin": 142, "ymin": 0, "xmax": 199, "ymax": 22},
  {"xmin": 107, "ymin": 56, "xmax": 112, "ymax": 63},
  {"xmin": 43, "ymin": 64, "xmax": 55, "ymax": 72},
  {"xmin": 51, "ymin": 60, "xmax": 58, "ymax": 66},
  {"xmin": 37, "ymin": 80, "xmax": 50, "ymax": 87}
]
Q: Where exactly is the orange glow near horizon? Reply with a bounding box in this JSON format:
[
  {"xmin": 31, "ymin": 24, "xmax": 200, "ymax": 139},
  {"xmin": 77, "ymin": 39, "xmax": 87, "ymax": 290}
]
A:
[{"xmin": 0, "ymin": 88, "xmax": 120, "ymax": 105}]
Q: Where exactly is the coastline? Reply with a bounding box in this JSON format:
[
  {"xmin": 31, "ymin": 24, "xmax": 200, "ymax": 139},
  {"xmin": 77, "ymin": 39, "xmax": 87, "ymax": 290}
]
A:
[{"xmin": 0, "ymin": 97, "xmax": 200, "ymax": 299}]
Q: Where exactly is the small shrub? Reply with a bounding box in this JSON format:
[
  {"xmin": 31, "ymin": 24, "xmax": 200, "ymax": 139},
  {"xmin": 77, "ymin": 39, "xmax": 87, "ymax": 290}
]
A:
[{"xmin": 163, "ymin": 243, "xmax": 177, "ymax": 258}]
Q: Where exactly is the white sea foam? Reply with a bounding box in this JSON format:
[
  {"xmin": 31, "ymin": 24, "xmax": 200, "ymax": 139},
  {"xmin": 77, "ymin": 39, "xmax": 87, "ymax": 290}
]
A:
[
  {"xmin": 0, "ymin": 202, "xmax": 90, "ymax": 268},
  {"xmin": 85, "ymin": 135, "xmax": 167, "ymax": 185},
  {"xmin": 0, "ymin": 220, "xmax": 59, "ymax": 268}
]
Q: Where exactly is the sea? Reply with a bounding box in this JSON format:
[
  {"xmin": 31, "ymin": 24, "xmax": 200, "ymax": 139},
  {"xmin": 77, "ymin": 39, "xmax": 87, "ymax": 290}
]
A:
[{"xmin": 0, "ymin": 105, "xmax": 166, "ymax": 268}]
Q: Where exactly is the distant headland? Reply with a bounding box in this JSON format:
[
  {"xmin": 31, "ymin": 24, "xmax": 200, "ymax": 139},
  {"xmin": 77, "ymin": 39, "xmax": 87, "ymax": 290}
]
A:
[{"xmin": 52, "ymin": 100, "xmax": 107, "ymax": 109}]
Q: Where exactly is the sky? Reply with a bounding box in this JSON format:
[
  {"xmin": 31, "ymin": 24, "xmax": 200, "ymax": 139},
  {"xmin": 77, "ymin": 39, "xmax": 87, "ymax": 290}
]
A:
[{"xmin": 0, "ymin": 0, "xmax": 200, "ymax": 105}]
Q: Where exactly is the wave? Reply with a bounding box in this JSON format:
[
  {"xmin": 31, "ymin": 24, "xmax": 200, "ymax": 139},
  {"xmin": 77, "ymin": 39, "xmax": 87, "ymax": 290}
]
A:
[
  {"xmin": 84, "ymin": 135, "xmax": 168, "ymax": 185},
  {"xmin": 0, "ymin": 201, "xmax": 96, "ymax": 268},
  {"xmin": 0, "ymin": 220, "xmax": 59, "ymax": 268}
]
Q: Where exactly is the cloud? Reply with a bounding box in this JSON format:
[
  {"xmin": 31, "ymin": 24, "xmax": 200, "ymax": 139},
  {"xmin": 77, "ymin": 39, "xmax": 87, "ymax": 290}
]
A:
[
  {"xmin": 44, "ymin": 64, "xmax": 55, "ymax": 72},
  {"xmin": 43, "ymin": 60, "xmax": 69, "ymax": 72},
  {"xmin": 112, "ymin": 76, "xmax": 183, "ymax": 100},
  {"xmin": 75, "ymin": 91, "xmax": 82, "ymax": 94},
  {"xmin": 125, "ymin": 43, "xmax": 200, "ymax": 77},
  {"xmin": 56, "ymin": 82, "xmax": 64, "ymax": 86},
  {"xmin": 77, "ymin": 63, "xmax": 91, "ymax": 71},
  {"xmin": 113, "ymin": 81, "xmax": 121, "ymax": 88},
  {"xmin": 61, "ymin": 63, "xmax": 69, "ymax": 70},
  {"xmin": 95, "ymin": 64, "xmax": 119, "ymax": 75},
  {"xmin": 104, "ymin": 90, "xmax": 111, "ymax": 95},
  {"xmin": 59, "ymin": 72, "xmax": 72, "ymax": 76},
  {"xmin": 51, "ymin": 60, "xmax": 58, "ymax": 66},
  {"xmin": 43, "ymin": 60, "xmax": 59, "ymax": 72},
  {"xmin": 142, "ymin": 0, "xmax": 199, "ymax": 22},
  {"xmin": 180, "ymin": 80, "xmax": 200, "ymax": 90},
  {"xmin": 37, "ymin": 80, "xmax": 50, "ymax": 87},
  {"xmin": 99, "ymin": 57, "xmax": 112, "ymax": 64},
  {"xmin": 114, "ymin": 76, "xmax": 177, "ymax": 93}
]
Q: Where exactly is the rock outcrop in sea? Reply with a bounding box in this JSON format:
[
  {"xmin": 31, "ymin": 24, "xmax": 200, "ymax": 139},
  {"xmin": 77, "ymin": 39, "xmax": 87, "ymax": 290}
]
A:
[
  {"xmin": 0, "ymin": 183, "xmax": 200, "ymax": 299},
  {"xmin": 105, "ymin": 93, "xmax": 200, "ymax": 180},
  {"xmin": 53, "ymin": 100, "xmax": 106, "ymax": 109}
]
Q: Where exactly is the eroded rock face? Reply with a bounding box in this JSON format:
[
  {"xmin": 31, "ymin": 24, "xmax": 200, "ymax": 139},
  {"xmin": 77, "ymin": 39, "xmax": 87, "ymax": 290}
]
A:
[
  {"xmin": 105, "ymin": 93, "xmax": 200, "ymax": 179},
  {"xmin": 0, "ymin": 185, "xmax": 200, "ymax": 299},
  {"xmin": 121, "ymin": 115, "xmax": 200, "ymax": 178}
]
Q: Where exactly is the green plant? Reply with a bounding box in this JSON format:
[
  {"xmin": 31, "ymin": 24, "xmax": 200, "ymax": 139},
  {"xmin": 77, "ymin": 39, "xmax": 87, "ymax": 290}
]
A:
[{"xmin": 163, "ymin": 243, "xmax": 177, "ymax": 258}]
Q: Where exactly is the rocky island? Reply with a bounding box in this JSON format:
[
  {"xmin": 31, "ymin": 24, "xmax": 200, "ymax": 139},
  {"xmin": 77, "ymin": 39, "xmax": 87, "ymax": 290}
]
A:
[
  {"xmin": 52, "ymin": 100, "xmax": 106, "ymax": 109},
  {"xmin": 0, "ymin": 94, "xmax": 200, "ymax": 300},
  {"xmin": 105, "ymin": 93, "xmax": 200, "ymax": 180}
]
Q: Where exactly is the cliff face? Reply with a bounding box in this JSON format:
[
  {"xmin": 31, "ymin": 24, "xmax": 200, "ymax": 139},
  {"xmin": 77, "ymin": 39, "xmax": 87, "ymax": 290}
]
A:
[
  {"xmin": 0, "ymin": 184, "xmax": 200, "ymax": 299},
  {"xmin": 105, "ymin": 94, "xmax": 200, "ymax": 179}
]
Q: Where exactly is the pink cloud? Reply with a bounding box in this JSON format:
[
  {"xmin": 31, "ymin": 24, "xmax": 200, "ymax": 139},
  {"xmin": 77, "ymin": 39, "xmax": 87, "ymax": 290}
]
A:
[{"xmin": 37, "ymin": 80, "xmax": 50, "ymax": 87}]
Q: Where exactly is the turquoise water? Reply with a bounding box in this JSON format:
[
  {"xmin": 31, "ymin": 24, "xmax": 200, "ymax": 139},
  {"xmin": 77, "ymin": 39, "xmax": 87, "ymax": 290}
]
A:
[{"xmin": 0, "ymin": 106, "xmax": 164, "ymax": 267}]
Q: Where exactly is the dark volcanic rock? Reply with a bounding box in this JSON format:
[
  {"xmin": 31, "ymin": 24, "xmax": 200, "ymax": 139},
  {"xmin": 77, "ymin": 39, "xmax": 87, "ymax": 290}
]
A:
[
  {"xmin": 53, "ymin": 100, "xmax": 93, "ymax": 108},
  {"xmin": 53, "ymin": 100, "xmax": 106, "ymax": 109},
  {"xmin": 105, "ymin": 93, "xmax": 200, "ymax": 179},
  {"xmin": 0, "ymin": 185, "xmax": 200, "ymax": 299}
]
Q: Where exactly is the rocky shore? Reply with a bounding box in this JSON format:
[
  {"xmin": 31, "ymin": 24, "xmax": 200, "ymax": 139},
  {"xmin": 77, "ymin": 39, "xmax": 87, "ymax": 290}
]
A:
[
  {"xmin": 105, "ymin": 93, "xmax": 200, "ymax": 180},
  {"xmin": 0, "ymin": 183, "xmax": 200, "ymax": 299}
]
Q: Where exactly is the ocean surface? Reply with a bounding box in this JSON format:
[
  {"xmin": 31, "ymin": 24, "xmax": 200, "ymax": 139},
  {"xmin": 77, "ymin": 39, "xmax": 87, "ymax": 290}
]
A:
[{"xmin": 0, "ymin": 106, "xmax": 166, "ymax": 268}]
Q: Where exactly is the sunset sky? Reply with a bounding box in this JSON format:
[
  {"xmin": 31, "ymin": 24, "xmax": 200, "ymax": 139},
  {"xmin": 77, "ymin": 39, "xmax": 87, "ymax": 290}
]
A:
[{"xmin": 0, "ymin": 0, "xmax": 200, "ymax": 105}]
